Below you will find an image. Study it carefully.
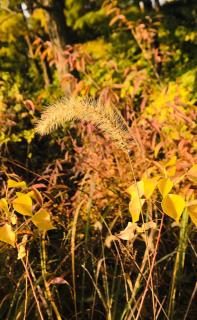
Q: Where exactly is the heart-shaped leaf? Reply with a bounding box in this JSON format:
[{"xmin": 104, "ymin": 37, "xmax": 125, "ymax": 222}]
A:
[
  {"xmin": 126, "ymin": 180, "xmax": 144, "ymax": 198},
  {"xmin": 32, "ymin": 209, "xmax": 55, "ymax": 231},
  {"xmin": 0, "ymin": 224, "xmax": 16, "ymax": 247},
  {"xmin": 13, "ymin": 194, "xmax": 32, "ymax": 216},
  {"xmin": 158, "ymin": 178, "xmax": 174, "ymax": 198},
  {"xmin": 143, "ymin": 178, "xmax": 158, "ymax": 199},
  {"xmin": 161, "ymin": 194, "xmax": 186, "ymax": 222}
]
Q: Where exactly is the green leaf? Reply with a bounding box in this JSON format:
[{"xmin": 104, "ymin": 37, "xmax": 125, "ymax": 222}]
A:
[
  {"xmin": 129, "ymin": 194, "xmax": 145, "ymax": 222},
  {"xmin": 31, "ymin": 209, "xmax": 55, "ymax": 231},
  {"xmin": 0, "ymin": 223, "xmax": 16, "ymax": 247},
  {"xmin": 143, "ymin": 177, "xmax": 158, "ymax": 199},
  {"xmin": 158, "ymin": 178, "xmax": 174, "ymax": 198},
  {"xmin": 8, "ymin": 179, "xmax": 27, "ymax": 189},
  {"xmin": 161, "ymin": 194, "xmax": 186, "ymax": 222},
  {"xmin": 13, "ymin": 194, "xmax": 32, "ymax": 216}
]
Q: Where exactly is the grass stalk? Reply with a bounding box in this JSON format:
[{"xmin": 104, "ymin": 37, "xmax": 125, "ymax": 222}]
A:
[
  {"xmin": 71, "ymin": 200, "xmax": 85, "ymax": 320},
  {"xmin": 167, "ymin": 208, "xmax": 189, "ymax": 319},
  {"xmin": 40, "ymin": 232, "xmax": 62, "ymax": 320}
]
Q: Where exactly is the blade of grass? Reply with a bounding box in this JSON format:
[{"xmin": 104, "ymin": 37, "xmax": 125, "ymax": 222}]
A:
[
  {"xmin": 167, "ymin": 208, "xmax": 189, "ymax": 320},
  {"xmin": 71, "ymin": 200, "xmax": 85, "ymax": 320}
]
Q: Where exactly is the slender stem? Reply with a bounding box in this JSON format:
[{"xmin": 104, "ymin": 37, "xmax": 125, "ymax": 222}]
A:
[
  {"xmin": 167, "ymin": 209, "xmax": 189, "ymax": 319},
  {"xmin": 40, "ymin": 232, "xmax": 62, "ymax": 320},
  {"xmin": 71, "ymin": 200, "xmax": 85, "ymax": 320}
]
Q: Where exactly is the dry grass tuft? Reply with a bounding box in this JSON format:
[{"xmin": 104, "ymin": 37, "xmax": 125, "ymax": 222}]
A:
[{"xmin": 35, "ymin": 96, "xmax": 131, "ymax": 152}]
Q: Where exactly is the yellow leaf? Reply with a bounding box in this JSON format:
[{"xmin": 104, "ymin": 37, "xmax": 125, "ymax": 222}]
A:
[
  {"xmin": 13, "ymin": 194, "xmax": 32, "ymax": 216},
  {"xmin": 143, "ymin": 178, "xmax": 158, "ymax": 199},
  {"xmin": 165, "ymin": 156, "xmax": 177, "ymax": 168},
  {"xmin": 7, "ymin": 179, "xmax": 27, "ymax": 189},
  {"xmin": 0, "ymin": 224, "xmax": 15, "ymax": 247},
  {"xmin": 11, "ymin": 214, "xmax": 17, "ymax": 225},
  {"xmin": 162, "ymin": 194, "xmax": 186, "ymax": 222},
  {"xmin": 158, "ymin": 178, "xmax": 174, "ymax": 198},
  {"xmin": 167, "ymin": 165, "xmax": 176, "ymax": 177},
  {"xmin": 31, "ymin": 209, "xmax": 55, "ymax": 231},
  {"xmin": 27, "ymin": 188, "xmax": 43, "ymax": 205},
  {"xmin": 0, "ymin": 198, "xmax": 9, "ymax": 215},
  {"xmin": 126, "ymin": 180, "xmax": 144, "ymax": 198},
  {"xmin": 17, "ymin": 235, "xmax": 28, "ymax": 260},
  {"xmin": 17, "ymin": 244, "xmax": 26, "ymax": 259},
  {"xmin": 129, "ymin": 195, "xmax": 145, "ymax": 222},
  {"xmin": 187, "ymin": 164, "xmax": 197, "ymax": 183},
  {"xmin": 187, "ymin": 204, "xmax": 197, "ymax": 227}
]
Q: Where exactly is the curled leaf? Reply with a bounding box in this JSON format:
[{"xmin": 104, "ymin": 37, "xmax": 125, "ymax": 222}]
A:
[
  {"xmin": 129, "ymin": 194, "xmax": 145, "ymax": 222},
  {"xmin": 104, "ymin": 235, "xmax": 118, "ymax": 248},
  {"xmin": 17, "ymin": 235, "xmax": 28, "ymax": 260},
  {"xmin": 136, "ymin": 221, "xmax": 157, "ymax": 233},
  {"xmin": 116, "ymin": 222, "xmax": 137, "ymax": 241}
]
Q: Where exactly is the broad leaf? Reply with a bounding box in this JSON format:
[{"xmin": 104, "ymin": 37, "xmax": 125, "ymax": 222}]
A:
[
  {"xmin": 187, "ymin": 164, "xmax": 197, "ymax": 183},
  {"xmin": 126, "ymin": 180, "xmax": 144, "ymax": 198},
  {"xmin": 162, "ymin": 194, "xmax": 186, "ymax": 222},
  {"xmin": 165, "ymin": 156, "xmax": 177, "ymax": 168},
  {"xmin": 158, "ymin": 178, "xmax": 174, "ymax": 198},
  {"xmin": 167, "ymin": 166, "xmax": 176, "ymax": 177},
  {"xmin": 0, "ymin": 198, "xmax": 9, "ymax": 215},
  {"xmin": 31, "ymin": 209, "xmax": 55, "ymax": 231},
  {"xmin": 8, "ymin": 179, "xmax": 27, "ymax": 189},
  {"xmin": 187, "ymin": 203, "xmax": 197, "ymax": 227},
  {"xmin": 129, "ymin": 195, "xmax": 145, "ymax": 222},
  {"xmin": 143, "ymin": 178, "xmax": 158, "ymax": 199},
  {"xmin": 13, "ymin": 194, "xmax": 32, "ymax": 216},
  {"xmin": 0, "ymin": 224, "xmax": 15, "ymax": 247}
]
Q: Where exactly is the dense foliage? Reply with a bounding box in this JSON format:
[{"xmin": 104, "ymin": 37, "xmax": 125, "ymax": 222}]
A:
[{"xmin": 0, "ymin": 1, "xmax": 196, "ymax": 319}]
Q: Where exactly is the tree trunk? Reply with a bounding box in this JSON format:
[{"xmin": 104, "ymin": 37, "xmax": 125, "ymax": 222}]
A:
[{"xmin": 40, "ymin": 0, "xmax": 77, "ymax": 91}]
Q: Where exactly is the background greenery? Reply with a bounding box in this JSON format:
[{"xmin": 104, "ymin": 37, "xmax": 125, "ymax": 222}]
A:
[{"xmin": 0, "ymin": 1, "xmax": 196, "ymax": 319}]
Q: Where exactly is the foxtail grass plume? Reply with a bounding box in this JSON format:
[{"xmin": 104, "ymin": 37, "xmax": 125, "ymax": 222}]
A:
[{"xmin": 35, "ymin": 96, "xmax": 131, "ymax": 153}]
